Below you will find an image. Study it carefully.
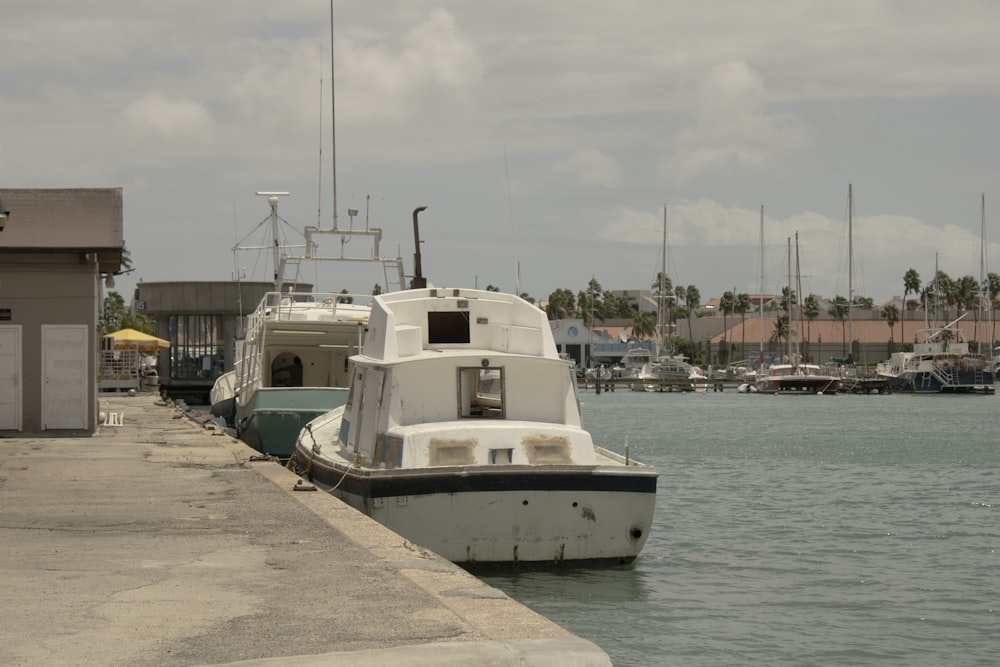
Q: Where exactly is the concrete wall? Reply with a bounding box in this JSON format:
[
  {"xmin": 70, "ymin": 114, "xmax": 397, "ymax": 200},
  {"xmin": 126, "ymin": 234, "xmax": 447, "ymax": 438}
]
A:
[{"xmin": 0, "ymin": 253, "xmax": 100, "ymax": 432}]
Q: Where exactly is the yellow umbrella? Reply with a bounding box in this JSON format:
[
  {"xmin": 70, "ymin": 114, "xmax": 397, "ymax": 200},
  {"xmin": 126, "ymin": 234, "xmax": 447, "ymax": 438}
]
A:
[{"xmin": 105, "ymin": 328, "xmax": 171, "ymax": 352}]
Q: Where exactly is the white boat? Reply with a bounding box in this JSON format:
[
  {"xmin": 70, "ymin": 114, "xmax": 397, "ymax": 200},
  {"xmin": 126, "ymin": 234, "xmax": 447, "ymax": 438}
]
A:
[
  {"xmin": 618, "ymin": 345, "xmax": 653, "ymax": 379},
  {"xmin": 755, "ymin": 362, "xmax": 840, "ymax": 394},
  {"xmin": 634, "ymin": 355, "xmax": 709, "ymax": 392},
  {"xmin": 875, "ymin": 317, "xmax": 995, "ymax": 394},
  {"xmin": 224, "ymin": 288, "xmax": 372, "ymax": 457},
  {"xmin": 291, "ymin": 287, "xmax": 658, "ymax": 566},
  {"xmin": 754, "ymin": 234, "xmax": 840, "ymax": 395},
  {"xmin": 209, "ymin": 194, "xmax": 401, "ymax": 457}
]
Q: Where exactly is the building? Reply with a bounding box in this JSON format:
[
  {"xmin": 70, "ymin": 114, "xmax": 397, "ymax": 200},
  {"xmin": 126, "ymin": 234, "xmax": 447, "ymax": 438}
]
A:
[
  {"xmin": 0, "ymin": 188, "xmax": 124, "ymax": 434},
  {"xmin": 135, "ymin": 281, "xmax": 308, "ymax": 403}
]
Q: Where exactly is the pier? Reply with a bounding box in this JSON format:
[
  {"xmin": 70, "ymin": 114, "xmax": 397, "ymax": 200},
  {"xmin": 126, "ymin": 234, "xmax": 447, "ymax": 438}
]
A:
[
  {"xmin": 579, "ymin": 377, "xmax": 743, "ymax": 392},
  {"xmin": 579, "ymin": 375, "xmax": 893, "ymax": 394},
  {"xmin": 0, "ymin": 395, "xmax": 611, "ymax": 666}
]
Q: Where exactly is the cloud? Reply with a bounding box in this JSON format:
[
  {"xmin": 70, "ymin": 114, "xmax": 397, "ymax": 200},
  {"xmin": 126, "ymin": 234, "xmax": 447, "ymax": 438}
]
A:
[
  {"xmin": 552, "ymin": 149, "xmax": 622, "ymax": 187},
  {"xmin": 661, "ymin": 61, "xmax": 809, "ymax": 181},
  {"xmin": 336, "ymin": 9, "xmax": 486, "ymax": 124},
  {"xmin": 121, "ymin": 93, "xmax": 214, "ymax": 138}
]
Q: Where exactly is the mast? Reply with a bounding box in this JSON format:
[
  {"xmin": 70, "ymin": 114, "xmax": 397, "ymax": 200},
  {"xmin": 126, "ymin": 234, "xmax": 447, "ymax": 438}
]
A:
[
  {"xmin": 759, "ymin": 204, "xmax": 765, "ymax": 366},
  {"xmin": 255, "ymin": 191, "xmax": 290, "ymax": 292},
  {"xmin": 796, "ymin": 231, "xmax": 804, "ymax": 364},
  {"xmin": 978, "ymin": 193, "xmax": 986, "ymax": 348},
  {"xmin": 329, "ymin": 0, "xmax": 338, "ymax": 231},
  {"xmin": 787, "ymin": 236, "xmax": 793, "ymax": 364},
  {"xmin": 848, "ymin": 184, "xmax": 854, "ymax": 356},
  {"xmin": 656, "ymin": 205, "xmax": 667, "ymax": 359}
]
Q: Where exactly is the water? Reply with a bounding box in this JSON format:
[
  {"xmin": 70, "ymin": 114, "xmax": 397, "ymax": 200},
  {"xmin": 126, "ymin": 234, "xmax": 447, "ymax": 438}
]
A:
[{"xmin": 481, "ymin": 390, "xmax": 1000, "ymax": 666}]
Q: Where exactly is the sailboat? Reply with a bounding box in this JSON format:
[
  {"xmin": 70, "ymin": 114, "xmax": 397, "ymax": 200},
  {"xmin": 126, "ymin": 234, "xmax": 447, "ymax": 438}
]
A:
[
  {"xmin": 631, "ymin": 206, "xmax": 707, "ymax": 392},
  {"xmin": 737, "ymin": 204, "xmax": 766, "ymax": 393},
  {"xmin": 754, "ymin": 233, "xmax": 840, "ymax": 395}
]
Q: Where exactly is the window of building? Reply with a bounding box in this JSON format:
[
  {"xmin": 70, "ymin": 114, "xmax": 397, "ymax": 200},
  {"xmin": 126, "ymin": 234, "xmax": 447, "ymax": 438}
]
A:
[{"xmin": 167, "ymin": 314, "xmax": 223, "ymax": 380}]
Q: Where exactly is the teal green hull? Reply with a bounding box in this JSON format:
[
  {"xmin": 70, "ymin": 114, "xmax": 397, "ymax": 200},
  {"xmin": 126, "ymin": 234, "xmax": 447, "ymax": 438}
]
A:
[{"xmin": 236, "ymin": 387, "xmax": 349, "ymax": 458}]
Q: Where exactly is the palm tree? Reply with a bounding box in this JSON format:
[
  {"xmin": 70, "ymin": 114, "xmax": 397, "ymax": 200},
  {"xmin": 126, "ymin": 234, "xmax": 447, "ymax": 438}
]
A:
[
  {"xmin": 934, "ymin": 270, "xmax": 955, "ymax": 319},
  {"xmin": 735, "ymin": 292, "xmax": 752, "ymax": 360},
  {"xmin": 545, "ymin": 288, "xmax": 575, "ymax": 320},
  {"xmin": 988, "ymin": 271, "xmax": 1000, "ymax": 351},
  {"xmin": 852, "ymin": 295, "xmax": 875, "ymax": 311},
  {"xmin": 771, "ymin": 314, "xmax": 790, "ymax": 353},
  {"xmin": 720, "ymin": 291, "xmax": 735, "ymax": 342},
  {"xmin": 828, "ymin": 295, "xmax": 851, "ymax": 357},
  {"xmin": 954, "ymin": 275, "xmax": 980, "ymax": 318},
  {"xmin": 881, "ymin": 303, "xmax": 900, "ymax": 343},
  {"xmin": 803, "ymin": 293, "xmax": 820, "ymax": 361},
  {"xmin": 632, "ymin": 310, "xmax": 655, "ymax": 339},
  {"xmin": 651, "ymin": 272, "xmax": 673, "ymax": 299},
  {"xmin": 902, "ymin": 268, "xmax": 921, "ymax": 346},
  {"xmin": 719, "ymin": 291, "xmax": 735, "ymax": 366},
  {"xmin": 682, "ymin": 284, "xmax": 701, "ymax": 357}
]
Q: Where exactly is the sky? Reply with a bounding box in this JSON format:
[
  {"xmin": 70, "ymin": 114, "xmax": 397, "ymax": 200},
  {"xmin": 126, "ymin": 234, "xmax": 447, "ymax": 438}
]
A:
[{"xmin": 4, "ymin": 1, "xmax": 1000, "ymax": 307}]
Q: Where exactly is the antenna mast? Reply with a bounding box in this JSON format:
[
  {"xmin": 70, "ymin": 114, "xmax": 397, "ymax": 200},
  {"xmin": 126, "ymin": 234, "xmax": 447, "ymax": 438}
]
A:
[{"xmin": 329, "ymin": 0, "xmax": 338, "ymax": 231}]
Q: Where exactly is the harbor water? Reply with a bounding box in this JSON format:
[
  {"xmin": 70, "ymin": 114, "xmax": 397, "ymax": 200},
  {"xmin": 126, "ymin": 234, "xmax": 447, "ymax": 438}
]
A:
[{"xmin": 481, "ymin": 389, "xmax": 999, "ymax": 666}]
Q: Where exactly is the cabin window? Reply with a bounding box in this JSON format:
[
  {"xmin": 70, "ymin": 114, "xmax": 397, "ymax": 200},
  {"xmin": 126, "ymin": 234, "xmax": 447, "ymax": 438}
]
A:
[
  {"xmin": 489, "ymin": 448, "xmax": 513, "ymax": 464},
  {"xmin": 428, "ymin": 310, "xmax": 470, "ymax": 344},
  {"xmin": 459, "ymin": 366, "xmax": 505, "ymax": 418}
]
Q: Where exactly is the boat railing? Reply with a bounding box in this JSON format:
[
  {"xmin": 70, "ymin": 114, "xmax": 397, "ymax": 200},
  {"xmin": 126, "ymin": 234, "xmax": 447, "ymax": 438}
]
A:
[{"xmin": 261, "ymin": 290, "xmax": 375, "ymax": 321}]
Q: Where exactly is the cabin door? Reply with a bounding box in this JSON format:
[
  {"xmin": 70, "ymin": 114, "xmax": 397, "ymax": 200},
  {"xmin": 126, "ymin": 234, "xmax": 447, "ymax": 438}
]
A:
[
  {"xmin": 41, "ymin": 325, "xmax": 89, "ymax": 430},
  {"xmin": 0, "ymin": 326, "xmax": 21, "ymax": 431},
  {"xmin": 351, "ymin": 368, "xmax": 384, "ymax": 453}
]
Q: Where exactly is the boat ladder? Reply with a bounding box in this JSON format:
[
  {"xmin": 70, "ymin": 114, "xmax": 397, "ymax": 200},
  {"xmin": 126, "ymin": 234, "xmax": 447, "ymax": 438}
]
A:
[
  {"xmin": 929, "ymin": 366, "xmax": 954, "ymax": 388},
  {"xmin": 382, "ymin": 258, "xmax": 406, "ymax": 292}
]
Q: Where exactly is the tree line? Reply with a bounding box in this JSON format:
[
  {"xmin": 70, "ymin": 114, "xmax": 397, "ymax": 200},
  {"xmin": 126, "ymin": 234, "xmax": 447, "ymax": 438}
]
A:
[{"xmin": 537, "ymin": 266, "xmax": 1000, "ymax": 364}]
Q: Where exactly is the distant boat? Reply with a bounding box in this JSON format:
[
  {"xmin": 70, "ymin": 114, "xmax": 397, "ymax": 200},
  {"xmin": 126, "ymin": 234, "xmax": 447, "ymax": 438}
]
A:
[
  {"xmin": 290, "ymin": 286, "xmax": 658, "ymax": 566},
  {"xmin": 755, "ymin": 363, "xmax": 840, "ymax": 394},
  {"xmin": 875, "ymin": 317, "xmax": 995, "ymax": 394},
  {"xmin": 754, "ymin": 233, "xmax": 839, "ymax": 395}
]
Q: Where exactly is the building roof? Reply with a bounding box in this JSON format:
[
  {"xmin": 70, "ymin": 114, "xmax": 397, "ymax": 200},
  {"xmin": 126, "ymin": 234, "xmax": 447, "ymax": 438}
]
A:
[
  {"xmin": 0, "ymin": 188, "xmax": 124, "ymax": 273},
  {"xmin": 712, "ymin": 315, "xmax": 999, "ymax": 347}
]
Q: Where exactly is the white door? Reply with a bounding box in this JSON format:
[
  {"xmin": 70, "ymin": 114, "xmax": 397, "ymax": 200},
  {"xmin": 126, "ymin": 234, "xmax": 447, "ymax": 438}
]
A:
[
  {"xmin": 0, "ymin": 326, "xmax": 21, "ymax": 431},
  {"xmin": 42, "ymin": 325, "xmax": 89, "ymax": 430}
]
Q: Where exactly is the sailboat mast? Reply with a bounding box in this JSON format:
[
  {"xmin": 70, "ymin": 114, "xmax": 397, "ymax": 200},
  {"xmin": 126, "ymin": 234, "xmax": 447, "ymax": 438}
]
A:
[
  {"xmin": 657, "ymin": 205, "xmax": 667, "ymax": 358},
  {"xmin": 848, "ymin": 183, "xmax": 854, "ymax": 353},
  {"xmin": 329, "ymin": 0, "xmax": 338, "ymax": 231},
  {"xmin": 759, "ymin": 204, "xmax": 765, "ymax": 365},
  {"xmin": 787, "ymin": 236, "xmax": 793, "ymax": 363},
  {"xmin": 796, "ymin": 231, "xmax": 804, "ymax": 363},
  {"xmin": 978, "ymin": 193, "xmax": 986, "ymax": 347}
]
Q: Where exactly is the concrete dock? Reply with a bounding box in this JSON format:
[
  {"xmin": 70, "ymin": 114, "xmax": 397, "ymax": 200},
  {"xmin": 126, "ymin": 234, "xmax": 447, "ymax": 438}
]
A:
[{"xmin": 0, "ymin": 394, "xmax": 611, "ymax": 666}]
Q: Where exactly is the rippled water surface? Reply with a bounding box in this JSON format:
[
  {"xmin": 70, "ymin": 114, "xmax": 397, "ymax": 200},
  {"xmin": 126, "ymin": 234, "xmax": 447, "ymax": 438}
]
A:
[{"xmin": 481, "ymin": 390, "xmax": 1000, "ymax": 666}]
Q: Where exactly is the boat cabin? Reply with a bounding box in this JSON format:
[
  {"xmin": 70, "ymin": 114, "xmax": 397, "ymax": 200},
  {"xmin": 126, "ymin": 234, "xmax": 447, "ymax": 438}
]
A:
[{"xmin": 334, "ymin": 288, "xmax": 598, "ymax": 470}]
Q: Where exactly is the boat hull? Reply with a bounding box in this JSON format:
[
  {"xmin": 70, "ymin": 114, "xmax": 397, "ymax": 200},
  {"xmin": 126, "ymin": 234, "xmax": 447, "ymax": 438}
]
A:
[
  {"xmin": 237, "ymin": 387, "xmax": 349, "ymax": 458},
  {"xmin": 883, "ymin": 370, "xmax": 995, "ymax": 394},
  {"xmin": 755, "ymin": 376, "xmax": 840, "ymax": 394},
  {"xmin": 295, "ymin": 452, "xmax": 657, "ymax": 566}
]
